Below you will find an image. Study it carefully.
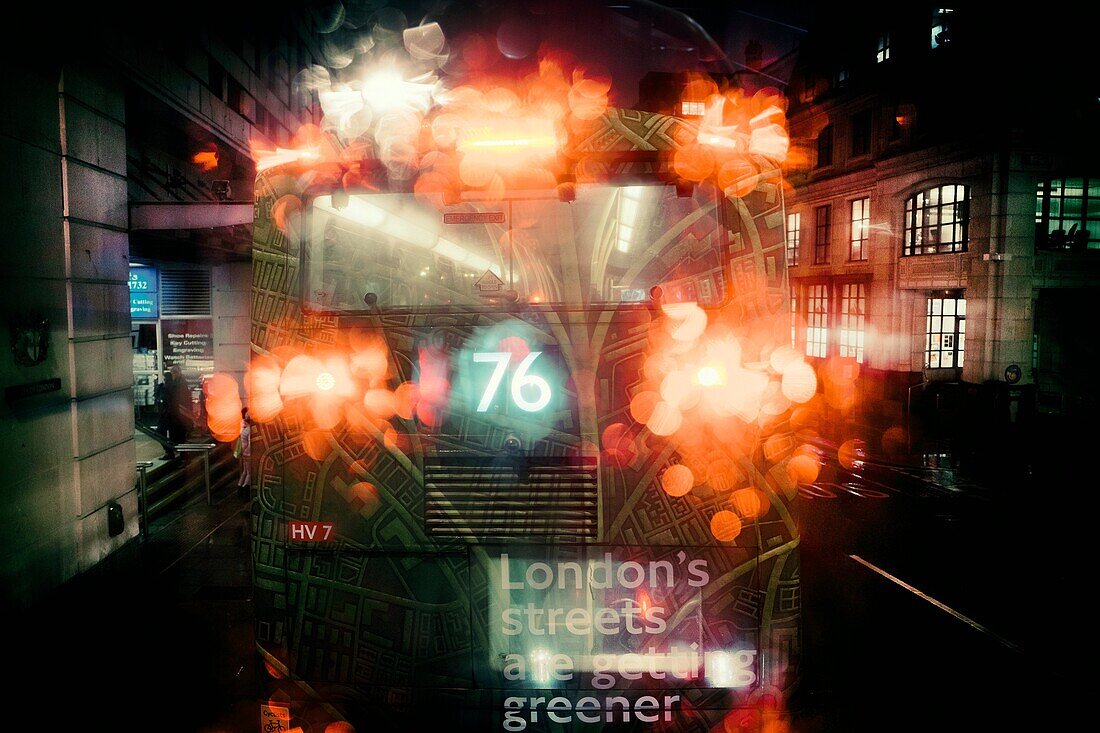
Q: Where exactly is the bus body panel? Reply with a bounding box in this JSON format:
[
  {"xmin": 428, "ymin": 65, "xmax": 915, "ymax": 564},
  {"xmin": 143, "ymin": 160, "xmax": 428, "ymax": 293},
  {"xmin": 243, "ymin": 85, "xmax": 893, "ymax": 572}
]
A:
[{"xmin": 251, "ymin": 108, "xmax": 798, "ymax": 730}]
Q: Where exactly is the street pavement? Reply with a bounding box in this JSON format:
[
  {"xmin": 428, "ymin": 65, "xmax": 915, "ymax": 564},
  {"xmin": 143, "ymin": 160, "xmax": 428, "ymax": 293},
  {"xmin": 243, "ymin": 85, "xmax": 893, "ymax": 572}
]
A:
[
  {"xmin": 9, "ymin": 483, "xmax": 258, "ymax": 732},
  {"xmin": 792, "ymin": 416, "xmax": 1087, "ymax": 731},
  {"xmin": 7, "ymin": 414, "xmax": 1086, "ymax": 732}
]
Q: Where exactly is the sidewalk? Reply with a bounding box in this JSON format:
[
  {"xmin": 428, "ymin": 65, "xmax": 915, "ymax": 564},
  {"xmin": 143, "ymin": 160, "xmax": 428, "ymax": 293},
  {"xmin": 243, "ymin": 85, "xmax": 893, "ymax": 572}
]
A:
[{"xmin": 11, "ymin": 474, "xmax": 258, "ymax": 731}]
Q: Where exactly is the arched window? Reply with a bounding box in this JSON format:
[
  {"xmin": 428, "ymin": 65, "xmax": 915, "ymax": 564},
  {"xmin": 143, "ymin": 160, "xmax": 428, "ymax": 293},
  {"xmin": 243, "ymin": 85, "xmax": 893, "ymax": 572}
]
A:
[{"xmin": 903, "ymin": 184, "xmax": 969, "ymax": 255}]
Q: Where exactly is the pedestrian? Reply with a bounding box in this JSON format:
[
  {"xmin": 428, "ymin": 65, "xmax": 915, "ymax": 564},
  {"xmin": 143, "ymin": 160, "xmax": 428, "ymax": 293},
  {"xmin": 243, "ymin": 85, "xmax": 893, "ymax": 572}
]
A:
[
  {"xmin": 154, "ymin": 374, "xmax": 171, "ymax": 454},
  {"xmin": 162, "ymin": 365, "xmax": 193, "ymax": 459},
  {"xmin": 235, "ymin": 407, "xmax": 251, "ymax": 496}
]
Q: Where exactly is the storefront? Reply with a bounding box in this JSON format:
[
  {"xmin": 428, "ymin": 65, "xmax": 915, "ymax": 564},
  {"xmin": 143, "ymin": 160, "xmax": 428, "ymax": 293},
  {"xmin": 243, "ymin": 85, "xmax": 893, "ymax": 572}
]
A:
[{"xmin": 129, "ymin": 264, "xmax": 215, "ymax": 432}]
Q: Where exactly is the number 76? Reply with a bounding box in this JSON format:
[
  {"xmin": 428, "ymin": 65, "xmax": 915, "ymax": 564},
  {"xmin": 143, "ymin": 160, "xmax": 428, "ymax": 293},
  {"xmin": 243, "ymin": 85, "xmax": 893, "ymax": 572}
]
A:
[{"xmin": 472, "ymin": 351, "xmax": 552, "ymax": 413}]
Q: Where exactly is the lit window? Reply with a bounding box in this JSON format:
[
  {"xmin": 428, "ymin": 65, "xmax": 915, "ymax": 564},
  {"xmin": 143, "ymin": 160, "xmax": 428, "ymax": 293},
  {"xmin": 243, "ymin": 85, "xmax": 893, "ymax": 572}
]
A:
[
  {"xmin": 616, "ymin": 186, "xmax": 645, "ymax": 253},
  {"xmin": 839, "ymin": 283, "xmax": 866, "ymax": 363},
  {"xmin": 850, "ymin": 198, "xmax": 870, "ymax": 261},
  {"xmin": 926, "ymin": 294, "xmax": 966, "ymax": 368},
  {"xmin": 815, "ymin": 126, "xmax": 833, "ymax": 168},
  {"xmin": 681, "ymin": 100, "xmax": 706, "ymax": 117},
  {"xmin": 1035, "ymin": 177, "xmax": 1100, "ymax": 250},
  {"xmin": 850, "ymin": 110, "xmax": 872, "ymax": 157},
  {"xmin": 813, "ymin": 205, "xmax": 831, "ymax": 264},
  {"xmin": 876, "ymin": 33, "xmax": 891, "ymax": 63},
  {"xmin": 806, "ymin": 284, "xmax": 829, "ymax": 358},
  {"xmin": 786, "ymin": 212, "xmax": 801, "ymax": 266},
  {"xmin": 790, "ymin": 284, "xmax": 798, "ymax": 348},
  {"xmin": 931, "ymin": 9, "xmax": 954, "ymax": 49},
  {"xmin": 903, "ymin": 184, "xmax": 969, "ymax": 255}
]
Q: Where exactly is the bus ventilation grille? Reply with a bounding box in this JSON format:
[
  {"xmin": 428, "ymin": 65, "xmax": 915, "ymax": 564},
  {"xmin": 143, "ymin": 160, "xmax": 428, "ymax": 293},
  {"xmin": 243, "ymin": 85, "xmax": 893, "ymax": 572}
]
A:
[{"xmin": 424, "ymin": 454, "xmax": 597, "ymax": 539}]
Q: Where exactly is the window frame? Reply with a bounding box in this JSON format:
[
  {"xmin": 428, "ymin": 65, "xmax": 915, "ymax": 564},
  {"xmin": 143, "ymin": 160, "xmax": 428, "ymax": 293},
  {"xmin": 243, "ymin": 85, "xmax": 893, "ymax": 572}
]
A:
[
  {"xmin": 876, "ymin": 32, "xmax": 891, "ymax": 63},
  {"xmin": 815, "ymin": 125, "xmax": 833, "ymax": 168},
  {"xmin": 1035, "ymin": 176, "xmax": 1100, "ymax": 250},
  {"xmin": 790, "ymin": 283, "xmax": 799, "ymax": 349},
  {"xmin": 902, "ymin": 184, "xmax": 970, "ymax": 256},
  {"xmin": 838, "ymin": 282, "xmax": 867, "ymax": 364},
  {"xmin": 850, "ymin": 110, "xmax": 872, "ymax": 158},
  {"xmin": 931, "ymin": 8, "xmax": 955, "ymax": 49},
  {"xmin": 786, "ymin": 211, "xmax": 801, "ymax": 266},
  {"xmin": 299, "ymin": 183, "xmax": 738, "ymax": 315},
  {"xmin": 813, "ymin": 205, "xmax": 831, "ymax": 265},
  {"xmin": 849, "ymin": 197, "xmax": 871, "ymax": 262},
  {"xmin": 804, "ymin": 282, "xmax": 830, "ymax": 359},
  {"xmin": 925, "ymin": 292, "xmax": 966, "ymax": 369}
]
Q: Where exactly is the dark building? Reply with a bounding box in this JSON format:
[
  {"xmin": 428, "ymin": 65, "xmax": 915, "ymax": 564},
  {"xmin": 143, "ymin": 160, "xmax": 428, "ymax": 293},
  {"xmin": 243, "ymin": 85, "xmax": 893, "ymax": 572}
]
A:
[
  {"xmin": 1, "ymin": 3, "xmax": 323, "ymax": 611},
  {"xmin": 782, "ymin": 6, "xmax": 1099, "ymax": 431}
]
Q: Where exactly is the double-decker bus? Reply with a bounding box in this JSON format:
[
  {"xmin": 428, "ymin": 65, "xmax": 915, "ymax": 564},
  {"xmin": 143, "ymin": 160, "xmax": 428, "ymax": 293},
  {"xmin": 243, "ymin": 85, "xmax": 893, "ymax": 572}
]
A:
[{"xmin": 248, "ymin": 68, "xmax": 802, "ymax": 730}]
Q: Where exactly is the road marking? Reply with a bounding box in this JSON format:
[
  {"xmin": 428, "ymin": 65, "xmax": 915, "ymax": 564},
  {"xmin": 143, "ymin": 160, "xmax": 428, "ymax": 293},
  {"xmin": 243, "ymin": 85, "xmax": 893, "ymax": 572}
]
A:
[{"xmin": 849, "ymin": 554, "xmax": 1022, "ymax": 653}]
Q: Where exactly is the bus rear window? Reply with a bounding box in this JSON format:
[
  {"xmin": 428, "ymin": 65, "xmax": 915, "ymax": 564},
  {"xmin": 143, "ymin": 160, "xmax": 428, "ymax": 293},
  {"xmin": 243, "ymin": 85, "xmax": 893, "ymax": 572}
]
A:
[{"xmin": 305, "ymin": 184, "xmax": 732, "ymax": 311}]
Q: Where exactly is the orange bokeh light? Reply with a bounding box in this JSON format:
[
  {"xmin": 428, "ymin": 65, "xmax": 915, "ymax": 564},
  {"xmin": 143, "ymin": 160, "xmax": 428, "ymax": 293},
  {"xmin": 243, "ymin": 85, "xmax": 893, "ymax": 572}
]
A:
[
  {"xmin": 348, "ymin": 481, "xmax": 382, "ymax": 518},
  {"xmin": 786, "ymin": 453, "xmax": 820, "ymax": 485},
  {"xmin": 673, "ymin": 144, "xmax": 715, "ymax": 182},
  {"xmin": 204, "ymin": 372, "xmax": 243, "ymax": 442},
  {"xmin": 646, "ymin": 401, "xmax": 683, "ymax": 436},
  {"xmin": 394, "ymin": 382, "xmax": 420, "ymax": 421},
  {"xmin": 324, "ymin": 723, "xmax": 356, "ymax": 733},
  {"xmin": 781, "ymin": 360, "xmax": 817, "ymax": 404},
  {"xmin": 601, "ymin": 422, "xmax": 637, "ymax": 467},
  {"xmin": 731, "ymin": 488, "xmax": 769, "ymax": 519},
  {"xmin": 302, "ymin": 429, "xmax": 331, "ymax": 461},
  {"xmin": 192, "ymin": 150, "xmax": 218, "ymax": 171},
  {"xmin": 710, "ymin": 510, "xmax": 743, "ymax": 542},
  {"xmin": 661, "ymin": 464, "xmax": 694, "ymax": 498},
  {"xmin": 838, "ymin": 439, "xmax": 868, "ymax": 470},
  {"xmin": 363, "ymin": 389, "xmax": 397, "ymax": 419},
  {"xmin": 629, "ymin": 390, "xmax": 660, "ymax": 425},
  {"xmin": 705, "ymin": 457, "xmax": 739, "ymax": 492},
  {"xmin": 882, "ymin": 426, "xmax": 907, "ymax": 454}
]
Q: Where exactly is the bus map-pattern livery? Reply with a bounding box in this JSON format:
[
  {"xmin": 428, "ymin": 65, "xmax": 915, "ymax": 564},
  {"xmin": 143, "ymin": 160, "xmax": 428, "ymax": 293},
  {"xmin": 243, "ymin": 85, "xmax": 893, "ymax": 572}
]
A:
[{"xmin": 249, "ymin": 105, "xmax": 801, "ymax": 731}]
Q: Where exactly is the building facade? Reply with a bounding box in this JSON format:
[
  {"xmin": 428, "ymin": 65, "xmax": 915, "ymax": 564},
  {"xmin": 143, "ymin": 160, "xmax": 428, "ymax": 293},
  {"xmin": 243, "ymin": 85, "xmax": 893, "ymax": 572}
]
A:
[
  {"xmin": 783, "ymin": 7, "xmax": 1098, "ymax": 430},
  {"xmin": 0, "ymin": 4, "xmax": 322, "ymax": 611}
]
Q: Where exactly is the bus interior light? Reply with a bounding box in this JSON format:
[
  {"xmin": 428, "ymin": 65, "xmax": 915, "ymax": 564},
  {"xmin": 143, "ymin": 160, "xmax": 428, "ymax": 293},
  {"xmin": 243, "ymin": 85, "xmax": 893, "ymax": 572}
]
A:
[{"xmin": 456, "ymin": 118, "xmax": 558, "ymax": 156}]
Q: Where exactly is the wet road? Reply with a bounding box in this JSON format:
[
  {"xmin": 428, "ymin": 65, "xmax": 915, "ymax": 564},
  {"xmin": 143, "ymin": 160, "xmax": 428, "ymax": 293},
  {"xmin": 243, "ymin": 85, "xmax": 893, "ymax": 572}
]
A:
[{"xmin": 794, "ymin": 446, "xmax": 1084, "ymax": 731}]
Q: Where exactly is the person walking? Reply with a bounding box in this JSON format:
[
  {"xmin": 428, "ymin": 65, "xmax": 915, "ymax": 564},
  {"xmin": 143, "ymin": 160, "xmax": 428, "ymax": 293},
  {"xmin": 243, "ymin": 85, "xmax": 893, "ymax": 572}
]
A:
[
  {"xmin": 154, "ymin": 374, "xmax": 172, "ymax": 455},
  {"xmin": 235, "ymin": 407, "xmax": 251, "ymax": 497},
  {"xmin": 162, "ymin": 365, "xmax": 193, "ymax": 459}
]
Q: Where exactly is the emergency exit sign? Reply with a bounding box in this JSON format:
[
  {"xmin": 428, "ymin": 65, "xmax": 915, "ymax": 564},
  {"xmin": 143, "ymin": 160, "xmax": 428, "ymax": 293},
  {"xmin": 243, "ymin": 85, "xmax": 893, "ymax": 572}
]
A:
[
  {"xmin": 288, "ymin": 521, "xmax": 335, "ymax": 542},
  {"xmin": 443, "ymin": 212, "xmax": 505, "ymax": 224}
]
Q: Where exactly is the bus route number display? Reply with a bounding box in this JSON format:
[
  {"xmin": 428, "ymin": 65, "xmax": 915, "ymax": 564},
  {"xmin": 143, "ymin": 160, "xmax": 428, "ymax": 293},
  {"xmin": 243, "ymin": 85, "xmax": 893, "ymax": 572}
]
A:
[{"xmin": 473, "ymin": 351, "xmax": 552, "ymax": 413}]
